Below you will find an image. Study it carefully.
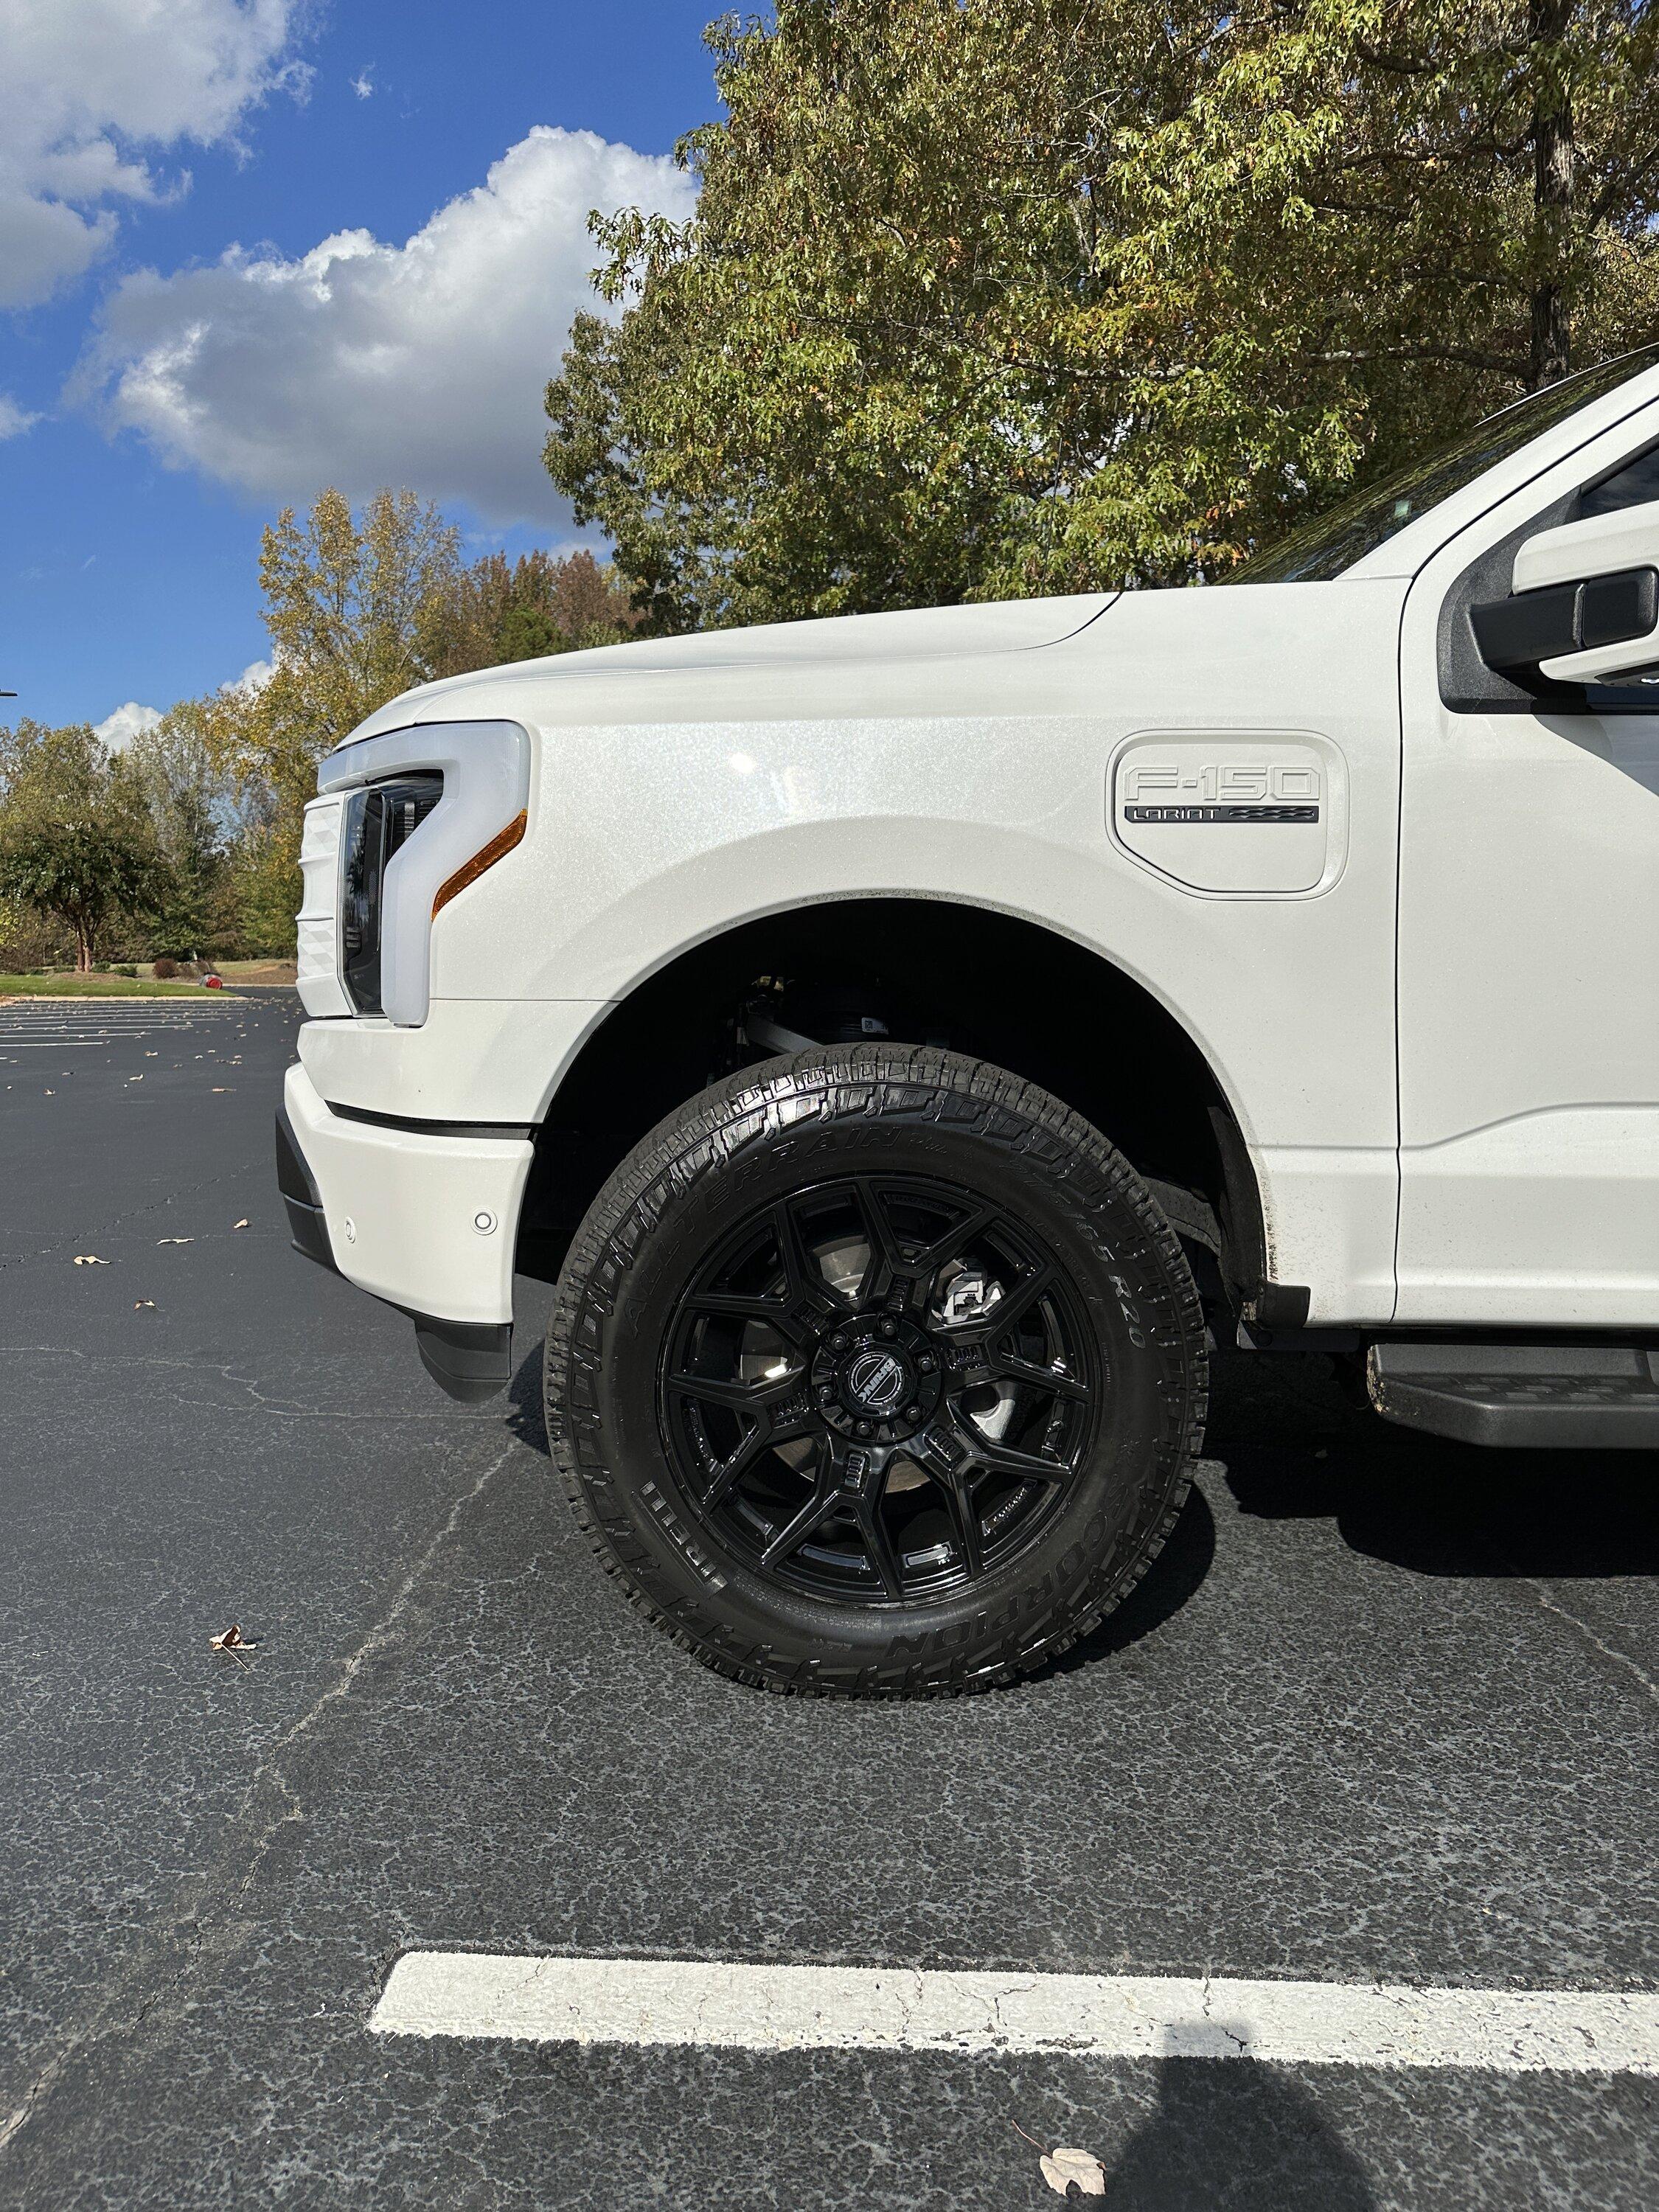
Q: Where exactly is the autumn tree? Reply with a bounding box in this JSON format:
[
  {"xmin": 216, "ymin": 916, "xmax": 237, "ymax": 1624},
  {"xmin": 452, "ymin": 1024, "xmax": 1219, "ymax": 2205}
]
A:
[
  {"xmin": 545, "ymin": 0, "xmax": 1659, "ymax": 624},
  {"xmin": 201, "ymin": 488, "xmax": 462, "ymax": 948},
  {"xmin": 0, "ymin": 720, "xmax": 163, "ymax": 971},
  {"xmin": 422, "ymin": 547, "xmax": 639, "ymax": 679}
]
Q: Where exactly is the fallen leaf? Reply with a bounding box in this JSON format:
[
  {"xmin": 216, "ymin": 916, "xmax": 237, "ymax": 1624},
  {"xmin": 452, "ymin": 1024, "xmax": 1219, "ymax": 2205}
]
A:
[
  {"xmin": 233, "ymin": 1218, "xmax": 249, "ymax": 1230},
  {"xmin": 125, "ymin": 1075, "xmax": 144, "ymax": 1083},
  {"xmin": 72, "ymin": 1254, "xmax": 109, "ymax": 1266},
  {"xmin": 134, "ymin": 1300, "xmax": 155, "ymax": 1310},
  {"xmin": 156, "ymin": 1237, "xmax": 193, "ymax": 1245},
  {"xmin": 211, "ymin": 1087, "xmax": 233, "ymax": 1093},
  {"xmin": 209, "ymin": 1623, "xmax": 258, "ymax": 1665},
  {"xmin": 44, "ymin": 1088, "xmax": 54, "ymax": 1095},
  {"xmin": 1040, "ymin": 2148, "xmax": 1107, "ymax": 2199}
]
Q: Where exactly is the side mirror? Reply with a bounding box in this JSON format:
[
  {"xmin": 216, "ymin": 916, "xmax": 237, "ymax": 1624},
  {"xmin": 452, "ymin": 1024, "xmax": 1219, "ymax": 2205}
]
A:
[{"xmin": 1472, "ymin": 495, "xmax": 1659, "ymax": 686}]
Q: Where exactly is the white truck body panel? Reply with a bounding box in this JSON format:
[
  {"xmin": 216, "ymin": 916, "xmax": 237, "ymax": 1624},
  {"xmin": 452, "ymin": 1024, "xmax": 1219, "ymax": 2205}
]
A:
[
  {"xmin": 1396, "ymin": 404, "xmax": 1659, "ymax": 1324},
  {"xmin": 289, "ymin": 358, "xmax": 1659, "ymax": 1338}
]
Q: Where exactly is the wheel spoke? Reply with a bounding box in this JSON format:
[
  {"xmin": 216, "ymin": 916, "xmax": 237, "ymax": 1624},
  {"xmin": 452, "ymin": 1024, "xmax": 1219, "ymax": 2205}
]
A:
[
  {"xmin": 852, "ymin": 1492, "xmax": 905, "ymax": 1599},
  {"xmin": 848, "ymin": 1179, "xmax": 907, "ymax": 1304},
  {"xmin": 960, "ymin": 1430, "xmax": 1071, "ymax": 1484},
  {"xmin": 700, "ymin": 1419, "xmax": 773, "ymax": 1509},
  {"xmin": 772, "ymin": 1198, "xmax": 846, "ymax": 1328},
  {"xmin": 991, "ymin": 1349, "xmax": 1090, "ymax": 1402},
  {"xmin": 668, "ymin": 1367, "xmax": 800, "ymax": 1411},
  {"xmin": 912, "ymin": 1204, "xmax": 995, "ymax": 1276},
  {"xmin": 760, "ymin": 1440, "xmax": 844, "ymax": 1569},
  {"xmin": 938, "ymin": 1467, "xmax": 985, "ymax": 1576}
]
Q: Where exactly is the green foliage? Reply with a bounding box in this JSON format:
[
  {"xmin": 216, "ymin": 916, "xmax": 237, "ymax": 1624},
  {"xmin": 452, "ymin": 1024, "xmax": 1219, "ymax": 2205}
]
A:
[
  {"xmin": 422, "ymin": 547, "xmax": 641, "ymax": 677},
  {"xmin": 545, "ymin": 0, "xmax": 1659, "ymax": 624},
  {"xmin": 0, "ymin": 720, "xmax": 167, "ymax": 971}
]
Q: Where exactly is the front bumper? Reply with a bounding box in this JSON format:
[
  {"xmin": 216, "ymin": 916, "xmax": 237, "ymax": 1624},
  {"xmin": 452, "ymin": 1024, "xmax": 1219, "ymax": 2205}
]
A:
[{"xmin": 277, "ymin": 1062, "xmax": 535, "ymax": 1399}]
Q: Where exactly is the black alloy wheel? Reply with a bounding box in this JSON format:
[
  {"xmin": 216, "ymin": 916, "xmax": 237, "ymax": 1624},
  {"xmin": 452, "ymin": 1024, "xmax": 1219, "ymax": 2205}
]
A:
[
  {"xmin": 546, "ymin": 1046, "xmax": 1207, "ymax": 1697},
  {"xmin": 660, "ymin": 1175, "xmax": 1096, "ymax": 1606}
]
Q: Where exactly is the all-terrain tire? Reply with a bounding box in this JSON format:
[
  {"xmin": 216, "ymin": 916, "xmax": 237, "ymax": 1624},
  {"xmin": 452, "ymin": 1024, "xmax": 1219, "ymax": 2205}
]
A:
[{"xmin": 543, "ymin": 1047, "xmax": 1206, "ymax": 1696}]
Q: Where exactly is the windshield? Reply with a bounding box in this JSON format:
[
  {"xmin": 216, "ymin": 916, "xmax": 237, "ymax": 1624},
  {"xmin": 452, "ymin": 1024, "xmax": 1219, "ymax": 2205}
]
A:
[{"xmin": 1225, "ymin": 347, "xmax": 1659, "ymax": 584}]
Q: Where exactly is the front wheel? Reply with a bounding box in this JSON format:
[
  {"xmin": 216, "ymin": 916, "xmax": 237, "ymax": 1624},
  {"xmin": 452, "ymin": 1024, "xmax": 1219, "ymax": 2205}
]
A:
[{"xmin": 544, "ymin": 1047, "xmax": 1206, "ymax": 1696}]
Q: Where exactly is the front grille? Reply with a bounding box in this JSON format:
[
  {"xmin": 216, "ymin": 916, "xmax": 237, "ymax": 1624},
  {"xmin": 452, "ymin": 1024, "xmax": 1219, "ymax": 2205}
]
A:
[{"xmin": 340, "ymin": 774, "xmax": 443, "ymax": 1014}]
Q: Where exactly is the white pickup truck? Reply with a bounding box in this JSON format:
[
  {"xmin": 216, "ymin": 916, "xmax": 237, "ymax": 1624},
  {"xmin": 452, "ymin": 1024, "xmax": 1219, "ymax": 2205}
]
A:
[{"xmin": 277, "ymin": 347, "xmax": 1659, "ymax": 1697}]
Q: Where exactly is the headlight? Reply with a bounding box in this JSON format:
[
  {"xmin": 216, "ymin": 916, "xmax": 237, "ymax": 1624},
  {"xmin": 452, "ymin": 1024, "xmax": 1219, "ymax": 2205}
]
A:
[{"xmin": 340, "ymin": 774, "xmax": 443, "ymax": 1015}]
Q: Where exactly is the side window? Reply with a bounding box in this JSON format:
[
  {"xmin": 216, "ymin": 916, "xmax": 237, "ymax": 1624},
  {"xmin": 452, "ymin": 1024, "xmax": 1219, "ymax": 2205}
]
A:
[{"xmin": 1576, "ymin": 441, "xmax": 1659, "ymax": 519}]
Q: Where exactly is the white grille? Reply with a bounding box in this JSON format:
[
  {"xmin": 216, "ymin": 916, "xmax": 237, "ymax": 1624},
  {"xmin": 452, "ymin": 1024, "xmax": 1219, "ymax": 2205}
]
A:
[{"xmin": 296, "ymin": 795, "xmax": 352, "ymax": 1018}]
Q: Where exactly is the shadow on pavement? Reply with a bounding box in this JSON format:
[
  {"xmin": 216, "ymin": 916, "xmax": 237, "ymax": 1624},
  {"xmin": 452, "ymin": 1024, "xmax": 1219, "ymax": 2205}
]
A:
[
  {"xmin": 1096, "ymin": 2055, "xmax": 1377, "ymax": 2210},
  {"xmin": 1211, "ymin": 1349, "xmax": 1659, "ymax": 1580}
]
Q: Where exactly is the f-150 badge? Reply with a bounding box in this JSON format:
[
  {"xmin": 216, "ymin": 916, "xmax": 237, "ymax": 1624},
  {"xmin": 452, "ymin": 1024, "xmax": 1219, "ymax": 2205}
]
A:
[
  {"xmin": 1121, "ymin": 762, "xmax": 1321, "ymax": 823},
  {"xmin": 1111, "ymin": 735, "xmax": 1344, "ymax": 897}
]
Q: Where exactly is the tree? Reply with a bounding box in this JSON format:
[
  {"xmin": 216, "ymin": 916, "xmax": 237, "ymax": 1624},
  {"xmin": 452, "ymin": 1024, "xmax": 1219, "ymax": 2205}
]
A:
[
  {"xmin": 545, "ymin": 0, "xmax": 1659, "ymax": 625},
  {"xmin": 0, "ymin": 720, "xmax": 164, "ymax": 971},
  {"xmin": 125, "ymin": 705, "xmax": 234, "ymax": 957},
  {"xmin": 199, "ymin": 488, "xmax": 462, "ymax": 953},
  {"xmin": 422, "ymin": 548, "xmax": 639, "ymax": 680}
]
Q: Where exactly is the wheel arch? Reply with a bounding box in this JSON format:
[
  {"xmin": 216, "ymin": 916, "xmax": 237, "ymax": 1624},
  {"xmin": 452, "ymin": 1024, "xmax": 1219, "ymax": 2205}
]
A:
[{"xmin": 515, "ymin": 893, "xmax": 1268, "ymax": 1312}]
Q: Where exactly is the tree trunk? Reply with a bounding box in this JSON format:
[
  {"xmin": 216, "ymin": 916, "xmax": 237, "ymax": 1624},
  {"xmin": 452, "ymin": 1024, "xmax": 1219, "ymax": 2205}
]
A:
[
  {"xmin": 1528, "ymin": 0, "xmax": 1576, "ymax": 389},
  {"xmin": 75, "ymin": 918, "xmax": 94, "ymax": 973}
]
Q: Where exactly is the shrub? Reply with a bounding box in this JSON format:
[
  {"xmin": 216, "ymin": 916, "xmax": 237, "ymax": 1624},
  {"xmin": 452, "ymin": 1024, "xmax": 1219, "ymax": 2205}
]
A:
[
  {"xmin": 113, "ymin": 963, "xmax": 136, "ymax": 977},
  {"xmin": 152, "ymin": 956, "xmax": 178, "ymax": 979}
]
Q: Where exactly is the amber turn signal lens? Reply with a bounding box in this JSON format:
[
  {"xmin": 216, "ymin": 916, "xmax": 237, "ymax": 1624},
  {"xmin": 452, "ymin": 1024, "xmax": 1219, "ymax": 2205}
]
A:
[{"xmin": 431, "ymin": 809, "xmax": 527, "ymax": 918}]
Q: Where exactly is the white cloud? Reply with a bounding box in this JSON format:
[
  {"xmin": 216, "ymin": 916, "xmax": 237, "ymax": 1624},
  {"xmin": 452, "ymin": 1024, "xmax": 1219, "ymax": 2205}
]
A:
[
  {"xmin": 229, "ymin": 656, "xmax": 274, "ymax": 695},
  {"xmin": 0, "ymin": 0, "xmax": 309, "ymax": 307},
  {"xmin": 76, "ymin": 126, "xmax": 696, "ymax": 526},
  {"xmin": 94, "ymin": 700, "xmax": 164, "ymax": 751},
  {"xmin": 0, "ymin": 393, "xmax": 40, "ymax": 439},
  {"xmin": 351, "ymin": 69, "xmax": 374, "ymax": 100}
]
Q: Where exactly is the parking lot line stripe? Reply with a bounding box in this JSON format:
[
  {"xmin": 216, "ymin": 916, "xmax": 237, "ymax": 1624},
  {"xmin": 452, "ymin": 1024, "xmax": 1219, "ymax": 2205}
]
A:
[{"xmin": 369, "ymin": 1955, "xmax": 1659, "ymax": 2074}]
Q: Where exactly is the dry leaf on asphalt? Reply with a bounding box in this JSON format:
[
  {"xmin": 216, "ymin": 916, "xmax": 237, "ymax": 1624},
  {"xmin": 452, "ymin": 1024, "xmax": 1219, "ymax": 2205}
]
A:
[
  {"xmin": 72, "ymin": 1254, "xmax": 109, "ymax": 1266},
  {"xmin": 209, "ymin": 1624, "xmax": 257, "ymax": 1663},
  {"xmin": 1039, "ymin": 2148, "xmax": 1107, "ymax": 2198},
  {"xmin": 156, "ymin": 1237, "xmax": 193, "ymax": 1245},
  {"xmin": 133, "ymin": 1301, "xmax": 155, "ymax": 1310},
  {"xmin": 233, "ymin": 1219, "xmax": 249, "ymax": 1230}
]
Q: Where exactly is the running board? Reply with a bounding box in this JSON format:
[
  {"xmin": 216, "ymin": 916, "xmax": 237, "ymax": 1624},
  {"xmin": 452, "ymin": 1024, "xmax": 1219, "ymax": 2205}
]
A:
[{"xmin": 1367, "ymin": 1340, "xmax": 1659, "ymax": 1449}]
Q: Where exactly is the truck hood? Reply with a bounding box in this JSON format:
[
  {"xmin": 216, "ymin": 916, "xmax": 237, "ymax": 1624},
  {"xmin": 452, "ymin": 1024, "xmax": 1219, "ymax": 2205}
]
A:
[{"xmin": 347, "ymin": 591, "xmax": 1119, "ymax": 742}]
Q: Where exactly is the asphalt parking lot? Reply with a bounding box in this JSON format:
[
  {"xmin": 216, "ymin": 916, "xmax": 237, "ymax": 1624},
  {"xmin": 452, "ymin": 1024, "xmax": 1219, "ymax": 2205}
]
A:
[{"xmin": 1, "ymin": 992, "xmax": 1655, "ymax": 2209}]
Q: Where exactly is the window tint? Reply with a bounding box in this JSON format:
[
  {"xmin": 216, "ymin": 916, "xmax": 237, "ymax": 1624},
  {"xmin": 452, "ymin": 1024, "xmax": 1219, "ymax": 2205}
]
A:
[{"xmin": 1577, "ymin": 441, "xmax": 1659, "ymax": 517}]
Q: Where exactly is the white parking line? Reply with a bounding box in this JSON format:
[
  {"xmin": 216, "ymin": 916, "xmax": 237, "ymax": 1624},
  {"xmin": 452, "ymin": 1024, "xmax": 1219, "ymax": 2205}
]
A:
[{"xmin": 370, "ymin": 1954, "xmax": 1659, "ymax": 2075}]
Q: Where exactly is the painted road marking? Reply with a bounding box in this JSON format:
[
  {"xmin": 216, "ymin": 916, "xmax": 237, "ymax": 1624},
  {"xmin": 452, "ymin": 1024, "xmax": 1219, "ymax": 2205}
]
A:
[
  {"xmin": 0, "ymin": 1003, "xmax": 243, "ymax": 1048},
  {"xmin": 370, "ymin": 1955, "xmax": 1659, "ymax": 2076}
]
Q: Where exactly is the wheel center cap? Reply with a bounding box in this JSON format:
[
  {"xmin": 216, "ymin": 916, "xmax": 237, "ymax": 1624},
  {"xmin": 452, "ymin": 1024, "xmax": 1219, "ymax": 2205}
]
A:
[
  {"xmin": 843, "ymin": 1345, "xmax": 912, "ymax": 1416},
  {"xmin": 811, "ymin": 1313, "xmax": 942, "ymax": 1441}
]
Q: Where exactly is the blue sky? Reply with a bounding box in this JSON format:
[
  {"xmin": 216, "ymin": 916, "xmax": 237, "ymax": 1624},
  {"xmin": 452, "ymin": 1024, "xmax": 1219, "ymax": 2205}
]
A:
[{"xmin": 0, "ymin": 1, "xmax": 717, "ymax": 739}]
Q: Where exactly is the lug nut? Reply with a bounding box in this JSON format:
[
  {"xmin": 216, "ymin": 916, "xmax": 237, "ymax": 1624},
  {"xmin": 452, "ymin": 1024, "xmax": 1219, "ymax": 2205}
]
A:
[
  {"xmin": 879, "ymin": 1317, "xmax": 897, "ymax": 1338},
  {"xmin": 829, "ymin": 1332, "xmax": 848, "ymax": 1353},
  {"xmin": 856, "ymin": 1419, "xmax": 874, "ymax": 1439},
  {"xmin": 917, "ymin": 1353, "xmax": 936, "ymax": 1374},
  {"xmin": 903, "ymin": 1405, "xmax": 920, "ymax": 1422}
]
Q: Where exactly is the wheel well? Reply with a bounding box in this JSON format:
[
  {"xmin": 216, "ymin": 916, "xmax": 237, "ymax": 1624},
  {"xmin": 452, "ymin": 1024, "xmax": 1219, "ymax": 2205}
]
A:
[{"xmin": 515, "ymin": 897, "xmax": 1266, "ymax": 1310}]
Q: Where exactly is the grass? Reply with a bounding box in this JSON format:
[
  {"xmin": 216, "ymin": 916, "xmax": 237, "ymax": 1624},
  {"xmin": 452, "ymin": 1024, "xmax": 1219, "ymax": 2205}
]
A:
[{"xmin": 0, "ymin": 973, "xmax": 234, "ymax": 998}]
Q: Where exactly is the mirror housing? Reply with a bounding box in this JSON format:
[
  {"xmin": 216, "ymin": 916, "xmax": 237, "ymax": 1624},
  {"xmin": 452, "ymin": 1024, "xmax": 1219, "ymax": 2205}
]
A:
[{"xmin": 1472, "ymin": 495, "xmax": 1659, "ymax": 686}]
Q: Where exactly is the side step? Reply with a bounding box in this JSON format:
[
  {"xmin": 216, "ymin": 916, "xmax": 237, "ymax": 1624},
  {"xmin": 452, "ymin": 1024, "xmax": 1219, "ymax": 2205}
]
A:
[{"xmin": 1368, "ymin": 1340, "xmax": 1659, "ymax": 1450}]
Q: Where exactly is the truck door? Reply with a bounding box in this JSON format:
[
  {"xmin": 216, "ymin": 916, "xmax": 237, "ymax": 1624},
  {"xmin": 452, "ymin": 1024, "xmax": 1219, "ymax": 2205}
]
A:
[{"xmin": 1396, "ymin": 416, "xmax": 1659, "ymax": 1326}]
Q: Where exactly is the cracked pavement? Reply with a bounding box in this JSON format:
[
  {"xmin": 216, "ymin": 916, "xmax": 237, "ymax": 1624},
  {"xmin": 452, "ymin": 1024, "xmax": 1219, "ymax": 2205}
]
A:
[{"xmin": 1, "ymin": 993, "xmax": 1655, "ymax": 2208}]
